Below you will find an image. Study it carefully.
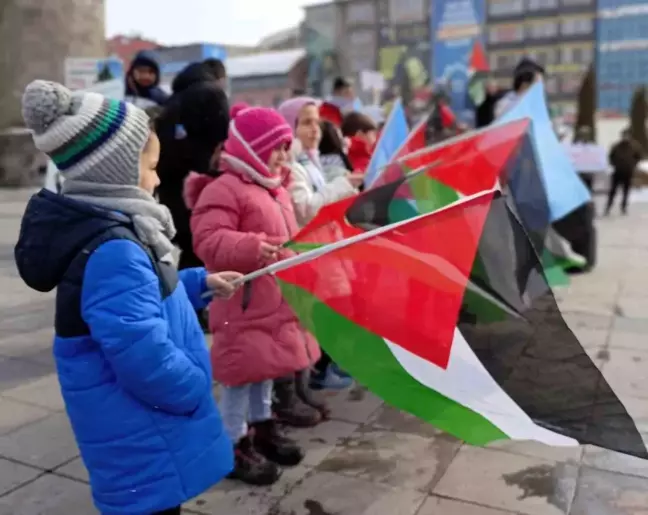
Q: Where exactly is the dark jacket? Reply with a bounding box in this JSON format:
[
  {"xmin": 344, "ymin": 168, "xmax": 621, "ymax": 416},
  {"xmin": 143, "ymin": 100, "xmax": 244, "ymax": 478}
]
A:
[
  {"xmin": 14, "ymin": 190, "xmax": 232, "ymax": 514},
  {"xmin": 171, "ymin": 61, "xmax": 216, "ymax": 94},
  {"xmin": 125, "ymin": 51, "xmax": 169, "ymax": 106},
  {"xmin": 155, "ymin": 82, "xmax": 230, "ymax": 269},
  {"xmin": 475, "ymin": 90, "xmax": 507, "ymax": 128},
  {"xmin": 609, "ymin": 139, "xmax": 643, "ymax": 176}
]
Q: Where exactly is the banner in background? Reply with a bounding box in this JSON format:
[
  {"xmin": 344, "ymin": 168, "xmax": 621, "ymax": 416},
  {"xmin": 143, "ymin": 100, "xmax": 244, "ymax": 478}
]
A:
[
  {"xmin": 64, "ymin": 58, "xmax": 124, "ymax": 91},
  {"xmin": 378, "ymin": 23, "xmax": 431, "ymax": 114},
  {"xmin": 431, "ymin": 0, "xmax": 486, "ymax": 124}
]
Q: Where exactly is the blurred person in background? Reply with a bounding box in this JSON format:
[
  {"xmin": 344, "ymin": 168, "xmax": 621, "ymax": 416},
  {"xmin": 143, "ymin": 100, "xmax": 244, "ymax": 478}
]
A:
[
  {"xmin": 341, "ymin": 111, "xmax": 378, "ymax": 173},
  {"xmin": 606, "ymin": 129, "xmax": 643, "ymax": 215},
  {"xmin": 203, "ymin": 58, "xmax": 228, "ymax": 89},
  {"xmin": 494, "ymin": 58, "xmax": 545, "ymax": 119},
  {"xmin": 475, "ymin": 79, "xmax": 505, "ymax": 128},
  {"xmin": 328, "ymin": 76, "xmax": 356, "ymax": 113},
  {"xmin": 171, "ymin": 60, "xmax": 222, "ymax": 95},
  {"xmin": 156, "ymin": 82, "xmax": 230, "ymax": 272},
  {"xmin": 125, "ymin": 51, "xmax": 169, "ymax": 109},
  {"xmin": 319, "ymin": 120, "xmax": 353, "ymax": 181}
]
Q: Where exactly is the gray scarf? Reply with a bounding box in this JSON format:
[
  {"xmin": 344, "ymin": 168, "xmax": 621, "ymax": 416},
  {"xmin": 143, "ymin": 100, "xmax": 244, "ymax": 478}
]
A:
[{"xmin": 62, "ymin": 180, "xmax": 177, "ymax": 259}]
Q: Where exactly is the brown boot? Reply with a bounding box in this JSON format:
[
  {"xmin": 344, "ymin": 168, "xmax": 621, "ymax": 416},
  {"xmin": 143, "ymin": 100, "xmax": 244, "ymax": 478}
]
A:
[
  {"xmin": 272, "ymin": 375, "xmax": 321, "ymax": 427},
  {"xmin": 251, "ymin": 419, "xmax": 304, "ymax": 466},
  {"xmin": 227, "ymin": 435, "xmax": 281, "ymax": 486}
]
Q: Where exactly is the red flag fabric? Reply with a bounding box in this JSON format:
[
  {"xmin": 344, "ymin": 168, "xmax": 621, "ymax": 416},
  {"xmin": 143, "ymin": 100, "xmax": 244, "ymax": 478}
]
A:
[
  {"xmin": 279, "ymin": 191, "xmax": 494, "ymax": 369},
  {"xmin": 396, "ymin": 119, "xmax": 529, "ymax": 194}
]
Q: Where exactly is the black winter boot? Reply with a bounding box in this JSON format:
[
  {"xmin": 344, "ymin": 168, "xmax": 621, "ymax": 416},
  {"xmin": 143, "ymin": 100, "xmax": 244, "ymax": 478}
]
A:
[
  {"xmin": 273, "ymin": 375, "xmax": 322, "ymax": 427},
  {"xmin": 227, "ymin": 435, "xmax": 281, "ymax": 485},
  {"xmin": 250, "ymin": 419, "xmax": 304, "ymax": 467}
]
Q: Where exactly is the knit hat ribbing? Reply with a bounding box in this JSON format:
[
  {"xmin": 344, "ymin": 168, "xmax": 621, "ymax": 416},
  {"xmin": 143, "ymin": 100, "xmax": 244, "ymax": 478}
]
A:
[
  {"xmin": 22, "ymin": 80, "xmax": 150, "ymax": 186},
  {"xmin": 223, "ymin": 105, "xmax": 292, "ymax": 190}
]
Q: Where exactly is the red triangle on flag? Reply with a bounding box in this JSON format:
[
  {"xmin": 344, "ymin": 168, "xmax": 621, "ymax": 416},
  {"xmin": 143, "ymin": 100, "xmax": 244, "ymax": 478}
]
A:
[
  {"xmin": 397, "ymin": 119, "xmax": 529, "ymax": 195},
  {"xmin": 470, "ymin": 40, "xmax": 489, "ymax": 72},
  {"xmin": 278, "ymin": 191, "xmax": 495, "ymax": 370}
]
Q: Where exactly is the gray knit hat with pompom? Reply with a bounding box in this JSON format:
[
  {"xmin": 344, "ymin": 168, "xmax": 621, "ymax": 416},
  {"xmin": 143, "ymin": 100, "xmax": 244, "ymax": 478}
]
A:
[{"xmin": 22, "ymin": 80, "xmax": 150, "ymax": 185}]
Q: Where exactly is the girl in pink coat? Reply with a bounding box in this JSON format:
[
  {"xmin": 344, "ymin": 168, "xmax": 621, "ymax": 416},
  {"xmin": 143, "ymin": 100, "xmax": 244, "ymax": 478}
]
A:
[{"xmin": 186, "ymin": 104, "xmax": 320, "ymax": 486}]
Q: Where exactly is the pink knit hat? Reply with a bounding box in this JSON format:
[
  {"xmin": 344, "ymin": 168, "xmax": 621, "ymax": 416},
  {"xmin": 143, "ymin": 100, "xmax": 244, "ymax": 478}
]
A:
[
  {"xmin": 222, "ymin": 103, "xmax": 293, "ymax": 191},
  {"xmin": 278, "ymin": 96, "xmax": 321, "ymax": 131}
]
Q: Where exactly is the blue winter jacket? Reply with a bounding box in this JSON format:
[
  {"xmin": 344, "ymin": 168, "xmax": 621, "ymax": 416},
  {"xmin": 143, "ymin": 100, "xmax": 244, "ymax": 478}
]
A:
[{"xmin": 14, "ymin": 190, "xmax": 233, "ymax": 515}]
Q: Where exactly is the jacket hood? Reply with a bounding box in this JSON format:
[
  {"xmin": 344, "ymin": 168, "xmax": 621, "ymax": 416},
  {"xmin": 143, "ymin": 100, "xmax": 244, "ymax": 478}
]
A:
[
  {"xmin": 184, "ymin": 172, "xmax": 218, "ymax": 210},
  {"xmin": 128, "ymin": 51, "xmax": 161, "ymax": 85},
  {"xmin": 126, "ymin": 51, "xmax": 168, "ymax": 104},
  {"xmin": 15, "ymin": 189, "xmax": 131, "ymax": 293},
  {"xmin": 171, "ymin": 62, "xmax": 215, "ymax": 94}
]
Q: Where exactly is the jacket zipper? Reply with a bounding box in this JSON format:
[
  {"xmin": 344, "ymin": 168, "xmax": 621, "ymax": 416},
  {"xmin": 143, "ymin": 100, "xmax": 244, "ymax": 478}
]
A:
[{"xmin": 272, "ymin": 194, "xmax": 313, "ymax": 363}]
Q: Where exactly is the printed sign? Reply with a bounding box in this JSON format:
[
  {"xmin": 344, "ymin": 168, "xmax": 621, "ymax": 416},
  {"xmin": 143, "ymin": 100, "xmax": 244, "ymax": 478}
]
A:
[
  {"xmin": 431, "ymin": 0, "xmax": 486, "ymax": 124},
  {"xmin": 64, "ymin": 58, "xmax": 124, "ymax": 91},
  {"xmin": 562, "ymin": 143, "xmax": 609, "ymax": 173}
]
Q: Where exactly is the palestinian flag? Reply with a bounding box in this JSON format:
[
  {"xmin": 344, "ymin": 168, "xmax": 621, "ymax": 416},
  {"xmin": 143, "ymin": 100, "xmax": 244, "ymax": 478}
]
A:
[
  {"xmin": 279, "ymin": 181, "xmax": 646, "ymax": 457},
  {"xmin": 388, "ymin": 120, "xmax": 573, "ymax": 285}
]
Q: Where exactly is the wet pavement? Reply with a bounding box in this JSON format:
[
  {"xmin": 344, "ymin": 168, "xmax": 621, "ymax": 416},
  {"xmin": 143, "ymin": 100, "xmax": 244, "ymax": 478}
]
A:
[{"xmin": 0, "ymin": 188, "xmax": 647, "ymax": 514}]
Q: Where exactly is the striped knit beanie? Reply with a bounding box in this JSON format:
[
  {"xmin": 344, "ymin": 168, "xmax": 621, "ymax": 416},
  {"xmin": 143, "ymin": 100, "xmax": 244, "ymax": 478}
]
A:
[
  {"xmin": 222, "ymin": 103, "xmax": 292, "ymax": 191},
  {"xmin": 22, "ymin": 80, "xmax": 150, "ymax": 185}
]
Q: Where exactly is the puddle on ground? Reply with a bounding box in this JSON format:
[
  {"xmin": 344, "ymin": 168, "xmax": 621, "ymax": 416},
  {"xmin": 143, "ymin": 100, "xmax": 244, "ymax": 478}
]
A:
[{"xmin": 502, "ymin": 463, "xmax": 574, "ymax": 513}]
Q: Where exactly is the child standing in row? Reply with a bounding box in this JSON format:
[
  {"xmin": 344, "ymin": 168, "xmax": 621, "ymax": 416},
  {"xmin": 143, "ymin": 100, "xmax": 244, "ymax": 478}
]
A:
[
  {"xmin": 278, "ymin": 98, "xmax": 361, "ymax": 392},
  {"xmin": 187, "ymin": 105, "xmax": 321, "ymax": 485},
  {"xmin": 15, "ymin": 81, "xmax": 239, "ymax": 514},
  {"xmin": 278, "ymin": 97, "xmax": 363, "ymax": 226}
]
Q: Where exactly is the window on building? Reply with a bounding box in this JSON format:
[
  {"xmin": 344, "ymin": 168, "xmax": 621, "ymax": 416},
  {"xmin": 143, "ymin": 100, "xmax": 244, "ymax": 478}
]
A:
[
  {"xmin": 488, "ymin": 24, "xmax": 525, "ymax": 43},
  {"xmin": 488, "ymin": 0, "xmax": 524, "ymax": 16},
  {"xmin": 528, "ymin": 0, "xmax": 558, "ymax": 10},
  {"xmin": 347, "ymin": 29, "xmax": 376, "ymax": 72},
  {"xmin": 560, "ymin": 74, "xmax": 581, "ymax": 93},
  {"xmin": 388, "ymin": 0, "xmax": 425, "ymax": 23},
  {"xmin": 527, "ymin": 20, "xmax": 558, "ymax": 39},
  {"xmin": 560, "ymin": 0, "xmax": 591, "ymax": 5},
  {"xmin": 346, "ymin": 1, "xmax": 376, "ymax": 24},
  {"xmin": 528, "ymin": 48, "xmax": 558, "ymax": 66},
  {"xmin": 560, "ymin": 17, "xmax": 593, "ymax": 35},
  {"xmin": 545, "ymin": 76, "xmax": 559, "ymax": 94},
  {"xmin": 561, "ymin": 46, "xmax": 593, "ymax": 64}
]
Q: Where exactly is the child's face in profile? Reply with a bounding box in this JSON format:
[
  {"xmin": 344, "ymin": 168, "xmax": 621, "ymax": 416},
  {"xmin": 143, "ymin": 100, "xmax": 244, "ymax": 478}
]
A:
[
  {"xmin": 138, "ymin": 132, "xmax": 161, "ymax": 194},
  {"xmin": 267, "ymin": 142, "xmax": 290, "ymax": 177},
  {"xmin": 296, "ymin": 105, "xmax": 321, "ymax": 151}
]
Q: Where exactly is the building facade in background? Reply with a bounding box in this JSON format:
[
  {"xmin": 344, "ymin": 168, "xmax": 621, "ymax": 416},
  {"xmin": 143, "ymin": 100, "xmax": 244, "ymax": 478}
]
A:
[
  {"xmin": 228, "ymin": 49, "xmax": 308, "ymax": 106},
  {"xmin": 107, "ymin": 36, "xmax": 160, "ymax": 69},
  {"xmin": 486, "ymin": 0, "xmax": 596, "ymax": 117},
  {"xmin": 597, "ymin": 2, "xmax": 648, "ymax": 117},
  {"xmin": 304, "ymin": 2, "xmax": 344, "ymax": 97},
  {"xmin": 151, "ymin": 44, "xmax": 228, "ymax": 87},
  {"xmin": 304, "ymin": 0, "xmax": 432, "ymax": 108}
]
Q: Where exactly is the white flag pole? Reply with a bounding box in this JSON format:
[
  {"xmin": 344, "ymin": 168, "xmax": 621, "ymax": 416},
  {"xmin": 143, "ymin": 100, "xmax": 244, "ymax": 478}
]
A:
[{"xmin": 203, "ymin": 188, "xmax": 497, "ymax": 296}]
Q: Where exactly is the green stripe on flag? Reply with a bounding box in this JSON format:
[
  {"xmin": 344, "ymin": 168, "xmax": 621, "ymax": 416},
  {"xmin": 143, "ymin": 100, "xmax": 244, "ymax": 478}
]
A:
[
  {"xmin": 279, "ymin": 279, "xmax": 507, "ymax": 445},
  {"xmin": 542, "ymin": 250, "xmax": 570, "ymax": 287}
]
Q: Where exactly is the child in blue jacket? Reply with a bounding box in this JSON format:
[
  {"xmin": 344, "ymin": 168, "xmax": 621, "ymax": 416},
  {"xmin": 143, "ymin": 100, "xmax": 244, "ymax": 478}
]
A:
[{"xmin": 15, "ymin": 80, "xmax": 240, "ymax": 515}]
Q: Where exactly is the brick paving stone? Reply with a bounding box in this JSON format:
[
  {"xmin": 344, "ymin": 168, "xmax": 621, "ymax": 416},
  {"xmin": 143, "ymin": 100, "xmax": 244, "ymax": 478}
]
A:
[
  {"xmin": 0, "ymin": 458, "xmax": 41, "ymax": 496},
  {"xmin": 0, "ymin": 474, "xmax": 95, "ymax": 515},
  {"xmin": 433, "ymin": 446, "xmax": 578, "ymax": 515},
  {"xmin": 0, "ymin": 413, "xmax": 78, "ymax": 470}
]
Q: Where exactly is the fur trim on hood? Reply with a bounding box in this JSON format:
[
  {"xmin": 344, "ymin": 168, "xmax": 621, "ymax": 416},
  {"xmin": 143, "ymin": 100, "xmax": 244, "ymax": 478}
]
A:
[{"xmin": 184, "ymin": 172, "xmax": 216, "ymax": 210}]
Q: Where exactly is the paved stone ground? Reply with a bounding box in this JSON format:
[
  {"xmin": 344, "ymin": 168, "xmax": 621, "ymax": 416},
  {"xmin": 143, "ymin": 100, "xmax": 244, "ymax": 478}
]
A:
[{"xmin": 1, "ymin": 188, "xmax": 648, "ymax": 514}]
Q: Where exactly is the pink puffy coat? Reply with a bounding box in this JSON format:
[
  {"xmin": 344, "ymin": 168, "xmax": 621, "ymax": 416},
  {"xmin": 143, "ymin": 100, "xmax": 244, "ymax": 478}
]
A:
[{"xmin": 186, "ymin": 170, "xmax": 320, "ymax": 387}]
